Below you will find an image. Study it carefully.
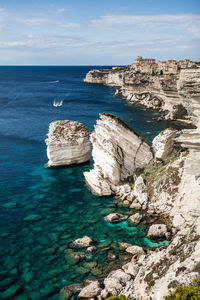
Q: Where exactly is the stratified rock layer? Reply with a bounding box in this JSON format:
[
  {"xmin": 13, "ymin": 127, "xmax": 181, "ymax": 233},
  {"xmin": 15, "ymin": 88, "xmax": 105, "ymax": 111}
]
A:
[
  {"xmin": 84, "ymin": 59, "xmax": 200, "ymax": 127},
  {"xmin": 84, "ymin": 113, "xmax": 153, "ymax": 196},
  {"xmin": 152, "ymin": 128, "xmax": 177, "ymax": 161},
  {"xmin": 45, "ymin": 120, "xmax": 91, "ymax": 167}
]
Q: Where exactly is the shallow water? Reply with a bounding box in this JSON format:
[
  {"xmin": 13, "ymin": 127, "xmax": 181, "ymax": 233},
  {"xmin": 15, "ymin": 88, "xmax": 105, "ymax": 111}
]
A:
[{"xmin": 0, "ymin": 66, "xmax": 184, "ymax": 299}]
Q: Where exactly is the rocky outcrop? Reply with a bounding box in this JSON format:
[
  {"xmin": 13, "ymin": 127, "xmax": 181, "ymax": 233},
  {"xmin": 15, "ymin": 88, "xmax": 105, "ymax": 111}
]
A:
[
  {"xmin": 152, "ymin": 128, "xmax": 178, "ymax": 161},
  {"xmin": 45, "ymin": 120, "xmax": 91, "ymax": 167},
  {"xmin": 84, "ymin": 113, "xmax": 153, "ymax": 196},
  {"xmin": 84, "ymin": 58, "xmax": 200, "ymax": 126}
]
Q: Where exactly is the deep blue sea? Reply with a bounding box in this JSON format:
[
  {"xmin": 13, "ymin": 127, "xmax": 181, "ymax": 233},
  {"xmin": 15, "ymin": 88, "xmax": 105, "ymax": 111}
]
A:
[{"xmin": 0, "ymin": 66, "xmax": 185, "ymax": 299}]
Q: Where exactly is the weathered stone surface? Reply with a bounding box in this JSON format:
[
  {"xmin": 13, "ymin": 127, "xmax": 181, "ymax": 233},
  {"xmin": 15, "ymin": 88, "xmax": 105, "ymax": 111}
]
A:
[
  {"xmin": 84, "ymin": 113, "xmax": 153, "ymax": 196},
  {"xmin": 133, "ymin": 176, "xmax": 148, "ymax": 205},
  {"xmin": 147, "ymin": 224, "xmax": 168, "ymax": 239},
  {"xmin": 78, "ymin": 281, "xmax": 102, "ymax": 298},
  {"xmin": 105, "ymin": 213, "xmax": 128, "ymax": 223},
  {"xmin": 152, "ymin": 128, "xmax": 177, "ymax": 161},
  {"xmin": 128, "ymin": 213, "xmax": 142, "ymax": 226},
  {"xmin": 122, "ymin": 262, "xmax": 139, "ymax": 277},
  {"xmin": 130, "ymin": 202, "xmax": 142, "ymax": 210},
  {"xmin": 84, "ymin": 59, "xmax": 200, "ymax": 127},
  {"xmin": 45, "ymin": 120, "xmax": 91, "ymax": 167},
  {"xmin": 73, "ymin": 236, "xmax": 94, "ymax": 247},
  {"xmin": 125, "ymin": 246, "xmax": 144, "ymax": 257}
]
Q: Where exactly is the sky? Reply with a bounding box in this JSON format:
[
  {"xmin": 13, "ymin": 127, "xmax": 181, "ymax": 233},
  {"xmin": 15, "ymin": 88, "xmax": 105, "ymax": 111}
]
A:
[{"xmin": 0, "ymin": 0, "xmax": 200, "ymax": 65}]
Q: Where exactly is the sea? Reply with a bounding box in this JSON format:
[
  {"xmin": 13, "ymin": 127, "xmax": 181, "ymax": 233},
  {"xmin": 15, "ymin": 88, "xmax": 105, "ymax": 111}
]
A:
[{"xmin": 0, "ymin": 66, "xmax": 185, "ymax": 299}]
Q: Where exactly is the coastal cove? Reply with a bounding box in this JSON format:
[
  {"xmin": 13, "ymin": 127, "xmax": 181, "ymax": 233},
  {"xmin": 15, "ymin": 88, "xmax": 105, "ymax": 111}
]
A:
[{"xmin": 0, "ymin": 66, "xmax": 192, "ymax": 300}]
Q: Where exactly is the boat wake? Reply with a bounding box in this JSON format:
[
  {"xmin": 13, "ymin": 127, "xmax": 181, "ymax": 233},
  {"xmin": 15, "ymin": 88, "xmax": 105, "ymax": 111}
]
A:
[
  {"xmin": 49, "ymin": 80, "xmax": 59, "ymax": 83},
  {"xmin": 53, "ymin": 100, "xmax": 63, "ymax": 107}
]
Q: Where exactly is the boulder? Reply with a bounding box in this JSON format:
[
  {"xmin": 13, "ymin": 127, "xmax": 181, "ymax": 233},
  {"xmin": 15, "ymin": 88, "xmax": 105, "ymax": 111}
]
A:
[
  {"xmin": 122, "ymin": 262, "xmax": 139, "ymax": 277},
  {"xmin": 105, "ymin": 213, "xmax": 128, "ymax": 223},
  {"xmin": 73, "ymin": 236, "xmax": 94, "ymax": 247},
  {"xmin": 152, "ymin": 128, "xmax": 177, "ymax": 161},
  {"xmin": 147, "ymin": 224, "xmax": 168, "ymax": 239},
  {"xmin": 126, "ymin": 245, "xmax": 144, "ymax": 257},
  {"xmin": 45, "ymin": 120, "xmax": 91, "ymax": 167},
  {"xmin": 84, "ymin": 113, "xmax": 153, "ymax": 196},
  {"xmin": 128, "ymin": 213, "xmax": 143, "ymax": 226},
  {"xmin": 130, "ymin": 202, "xmax": 142, "ymax": 210},
  {"xmin": 78, "ymin": 281, "xmax": 102, "ymax": 298},
  {"xmin": 107, "ymin": 269, "xmax": 131, "ymax": 283}
]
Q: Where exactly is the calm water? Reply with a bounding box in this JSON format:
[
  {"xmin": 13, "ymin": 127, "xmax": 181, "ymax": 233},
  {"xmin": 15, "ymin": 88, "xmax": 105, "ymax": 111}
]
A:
[{"xmin": 0, "ymin": 66, "xmax": 184, "ymax": 299}]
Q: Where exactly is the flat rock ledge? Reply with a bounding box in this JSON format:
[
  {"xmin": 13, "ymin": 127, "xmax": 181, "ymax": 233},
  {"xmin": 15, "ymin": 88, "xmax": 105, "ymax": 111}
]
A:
[
  {"xmin": 84, "ymin": 113, "xmax": 153, "ymax": 196},
  {"xmin": 45, "ymin": 120, "xmax": 91, "ymax": 167}
]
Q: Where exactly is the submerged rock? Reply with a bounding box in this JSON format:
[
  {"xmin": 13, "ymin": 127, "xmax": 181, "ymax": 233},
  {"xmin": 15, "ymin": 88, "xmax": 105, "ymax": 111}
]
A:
[
  {"xmin": 23, "ymin": 214, "xmax": 42, "ymax": 222},
  {"xmin": 105, "ymin": 213, "xmax": 128, "ymax": 223},
  {"xmin": 73, "ymin": 236, "xmax": 94, "ymax": 247},
  {"xmin": 84, "ymin": 113, "xmax": 153, "ymax": 196},
  {"xmin": 152, "ymin": 128, "xmax": 178, "ymax": 161},
  {"xmin": 45, "ymin": 120, "xmax": 91, "ymax": 167}
]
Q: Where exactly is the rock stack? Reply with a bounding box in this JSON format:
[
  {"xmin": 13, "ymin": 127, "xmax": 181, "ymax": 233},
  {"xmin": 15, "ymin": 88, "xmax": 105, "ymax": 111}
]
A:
[
  {"xmin": 84, "ymin": 113, "xmax": 153, "ymax": 196},
  {"xmin": 45, "ymin": 120, "xmax": 91, "ymax": 167}
]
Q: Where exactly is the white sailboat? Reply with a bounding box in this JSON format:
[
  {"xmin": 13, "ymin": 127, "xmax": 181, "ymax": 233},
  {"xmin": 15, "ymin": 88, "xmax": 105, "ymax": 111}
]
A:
[{"xmin": 53, "ymin": 100, "xmax": 63, "ymax": 107}]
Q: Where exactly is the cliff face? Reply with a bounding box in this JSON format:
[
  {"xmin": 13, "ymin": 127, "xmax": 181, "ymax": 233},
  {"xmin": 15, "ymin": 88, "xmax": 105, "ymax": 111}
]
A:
[
  {"xmin": 82, "ymin": 111, "xmax": 200, "ymax": 299},
  {"xmin": 45, "ymin": 120, "xmax": 91, "ymax": 167},
  {"xmin": 84, "ymin": 60, "xmax": 200, "ymax": 127},
  {"xmin": 84, "ymin": 113, "xmax": 153, "ymax": 196}
]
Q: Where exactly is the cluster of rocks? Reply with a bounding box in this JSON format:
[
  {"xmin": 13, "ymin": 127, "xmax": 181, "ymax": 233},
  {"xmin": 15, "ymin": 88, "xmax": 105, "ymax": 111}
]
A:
[{"xmin": 60, "ymin": 222, "xmax": 170, "ymax": 300}]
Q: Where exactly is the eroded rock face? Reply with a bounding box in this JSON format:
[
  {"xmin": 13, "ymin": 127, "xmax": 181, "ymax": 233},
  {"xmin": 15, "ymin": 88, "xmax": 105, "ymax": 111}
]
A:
[
  {"xmin": 45, "ymin": 120, "xmax": 91, "ymax": 167},
  {"xmin": 84, "ymin": 62, "xmax": 200, "ymax": 126},
  {"xmin": 152, "ymin": 128, "xmax": 178, "ymax": 161},
  {"xmin": 84, "ymin": 113, "xmax": 153, "ymax": 196}
]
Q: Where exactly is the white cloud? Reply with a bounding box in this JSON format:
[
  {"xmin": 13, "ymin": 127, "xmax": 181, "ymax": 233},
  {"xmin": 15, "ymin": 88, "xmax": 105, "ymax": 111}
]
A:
[
  {"xmin": 55, "ymin": 8, "xmax": 67, "ymax": 15},
  {"xmin": 91, "ymin": 14, "xmax": 200, "ymax": 38},
  {"xmin": 24, "ymin": 18, "xmax": 50, "ymax": 26}
]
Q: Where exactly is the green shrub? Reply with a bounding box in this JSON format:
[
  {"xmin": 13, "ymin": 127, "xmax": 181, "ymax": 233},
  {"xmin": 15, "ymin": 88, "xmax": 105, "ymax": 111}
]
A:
[
  {"xmin": 135, "ymin": 167, "xmax": 144, "ymax": 177},
  {"xmin": 165, "ymin": 277, "xmax": 200, "ymax": 300}
]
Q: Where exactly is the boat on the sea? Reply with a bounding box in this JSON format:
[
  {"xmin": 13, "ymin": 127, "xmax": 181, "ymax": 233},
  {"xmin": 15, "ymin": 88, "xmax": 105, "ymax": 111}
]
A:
[{"xmin": 53, "ymin": 100, "xmax": 63, "ymax": 107}]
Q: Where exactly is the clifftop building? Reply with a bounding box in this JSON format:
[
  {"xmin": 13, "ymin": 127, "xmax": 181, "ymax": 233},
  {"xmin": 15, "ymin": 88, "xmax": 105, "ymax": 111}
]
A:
[{"xmin": 131, "ymin": 56, "xmax": 200, "ymax": 74}]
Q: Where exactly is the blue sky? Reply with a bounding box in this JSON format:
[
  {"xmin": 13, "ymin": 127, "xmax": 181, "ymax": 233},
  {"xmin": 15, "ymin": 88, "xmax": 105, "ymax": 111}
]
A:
[{"xmin": 0, "ymin": 0, "xmax": 200, "ymax": 65}]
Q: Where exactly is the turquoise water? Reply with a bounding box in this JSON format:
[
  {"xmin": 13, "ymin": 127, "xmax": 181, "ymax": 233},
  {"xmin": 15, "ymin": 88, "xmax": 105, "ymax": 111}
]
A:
[{"xmin": 0, "ymin": 66, "xmax": 184, "ymax": 299}]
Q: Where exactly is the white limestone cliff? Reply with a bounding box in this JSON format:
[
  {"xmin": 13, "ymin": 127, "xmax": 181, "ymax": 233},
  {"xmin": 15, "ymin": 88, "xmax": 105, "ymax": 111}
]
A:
[
  {"xmin": 45, "ymin": 120, "xmax": 91, "ymax": 167},
  {"xmin": 84, "ymin": 59, "xmax": 200, "ymax": 125},
  {"xmin": 84, "ymin": 113, "xmax": 153, "ymax": 196}
]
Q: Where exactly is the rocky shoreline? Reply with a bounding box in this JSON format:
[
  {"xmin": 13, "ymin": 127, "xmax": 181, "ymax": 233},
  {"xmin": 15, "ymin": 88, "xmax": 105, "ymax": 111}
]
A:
[
  {"xmin": 43, "ymin": 57, "xmax": 200, "ymax": 299},
  {"xmin": 84, "ymin": 57, "xmax": 200, "ymax": 127}
]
